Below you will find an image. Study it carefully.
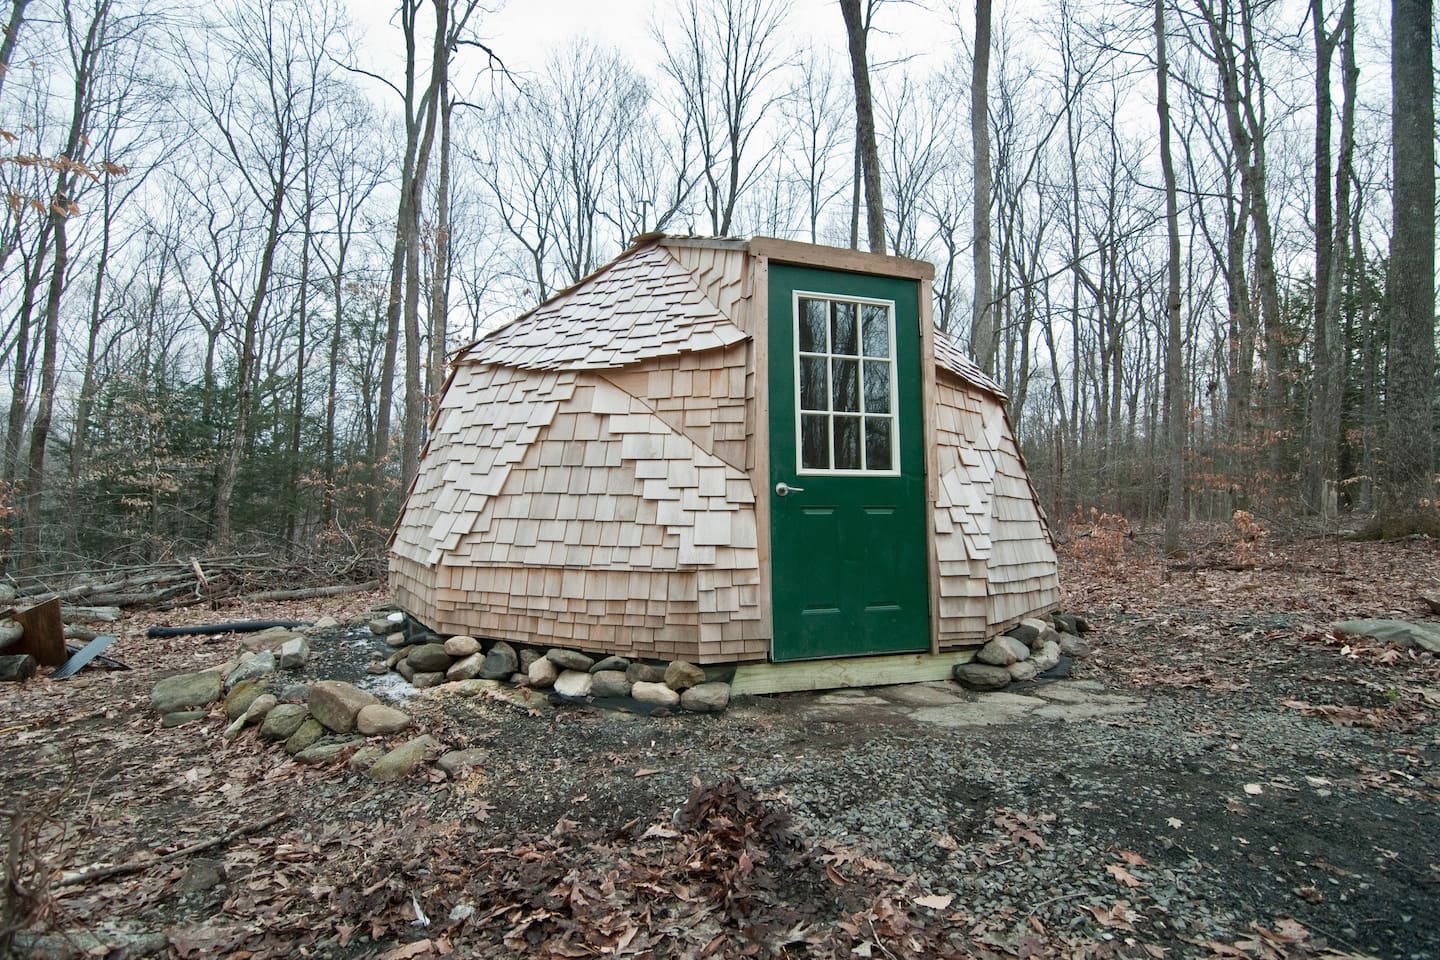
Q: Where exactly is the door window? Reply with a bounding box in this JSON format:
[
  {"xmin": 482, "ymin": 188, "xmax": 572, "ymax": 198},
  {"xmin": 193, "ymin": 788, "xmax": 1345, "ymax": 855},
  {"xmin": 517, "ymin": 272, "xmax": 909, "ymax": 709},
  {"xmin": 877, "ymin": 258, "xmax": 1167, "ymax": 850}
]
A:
[{"xmin": 793, "ymin": 294, "xmax": 897, "ymax": 474}]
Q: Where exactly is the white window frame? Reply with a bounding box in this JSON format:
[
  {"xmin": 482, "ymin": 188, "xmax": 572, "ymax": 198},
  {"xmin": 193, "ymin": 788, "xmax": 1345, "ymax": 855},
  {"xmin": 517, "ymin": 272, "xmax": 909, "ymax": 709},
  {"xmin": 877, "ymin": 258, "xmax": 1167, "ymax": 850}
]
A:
[{"xmin": 791, "ymin": 289, "xmax": 900, "ymax": 477}]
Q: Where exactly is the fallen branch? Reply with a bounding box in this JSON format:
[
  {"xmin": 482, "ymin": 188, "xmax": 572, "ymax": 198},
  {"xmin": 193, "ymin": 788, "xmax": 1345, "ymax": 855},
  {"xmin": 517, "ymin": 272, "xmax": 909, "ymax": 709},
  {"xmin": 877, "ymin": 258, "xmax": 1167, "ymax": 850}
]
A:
[
  {"xmin": 243, "ymin": 581, "xmax": 379, "ymax": 603},
  {"xmin": 55, "ymin": 811, "xmax": 289, "ymax": 888}
]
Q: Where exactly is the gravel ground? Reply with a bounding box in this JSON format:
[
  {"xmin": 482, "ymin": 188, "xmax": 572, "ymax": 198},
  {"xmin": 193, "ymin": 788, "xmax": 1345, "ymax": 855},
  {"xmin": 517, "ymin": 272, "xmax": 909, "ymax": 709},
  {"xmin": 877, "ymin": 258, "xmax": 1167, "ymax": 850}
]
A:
[{"xmin": 4, "ymin": 539, "xmax": 1439, "ymax": 958}]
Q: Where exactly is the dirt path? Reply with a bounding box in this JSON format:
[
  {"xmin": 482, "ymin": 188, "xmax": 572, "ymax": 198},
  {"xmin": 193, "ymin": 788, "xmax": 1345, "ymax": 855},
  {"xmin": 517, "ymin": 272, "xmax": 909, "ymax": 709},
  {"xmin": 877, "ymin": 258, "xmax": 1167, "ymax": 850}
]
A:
[{"xmin": 2, "ymin": 535, "xmax": 1437, "ymax": 958}]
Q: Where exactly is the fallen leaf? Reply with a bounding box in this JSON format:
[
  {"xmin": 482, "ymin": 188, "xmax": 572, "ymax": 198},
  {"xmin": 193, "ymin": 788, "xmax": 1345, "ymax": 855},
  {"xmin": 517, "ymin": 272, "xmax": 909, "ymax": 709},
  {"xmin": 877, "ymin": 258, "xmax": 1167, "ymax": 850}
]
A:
[
  {"xmin": 1243, "ymin": 783, "xmax": 1263, "ymax": 795},
  {"xmin": 1083, "ymin": 901, "xmax": 1135, "ymax": 932},
  {"xmin": 1166, "ymin": 817, "xmax": 1184, "ymax": 829},
  {"xmin": 1114, "ymin": 849, "xmax": 1149, "ymax": 867},
  {"xmin": 634, "ymin": 768, "xmax": 660, "ymax": 778},
  {"xmin": 913, "ymin": 893, "xmax": 954, "ymax": 910},
  {"xmin": 1106, "ymin": 863, "xmax": 1143, "ymax": 888},
  {"xmin": 380, "ymin": 940, "xmax": 433, "ymax": 960}
]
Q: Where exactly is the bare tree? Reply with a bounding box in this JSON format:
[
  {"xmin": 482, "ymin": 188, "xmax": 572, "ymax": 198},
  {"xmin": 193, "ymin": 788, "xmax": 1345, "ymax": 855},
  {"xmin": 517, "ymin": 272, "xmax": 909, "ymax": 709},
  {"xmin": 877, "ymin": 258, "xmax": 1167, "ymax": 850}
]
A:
[
  {"xmin": 1156, "ymin": 0, "xmax": 1185, "ymax": 554},
  {"xmin": 840, "ymin": 0, "xmax": 885, "ymax": 253},
  {"xmin": 655, "ymin": 0, "xmax": 789, "ymax": 236},
  {"xmin": 970, "ymin": 0, "xmax": 996, "ymax": 375},
  {"xmin": 1383, "ymin": 0, "xmax": 1435, "ymax": 517}
]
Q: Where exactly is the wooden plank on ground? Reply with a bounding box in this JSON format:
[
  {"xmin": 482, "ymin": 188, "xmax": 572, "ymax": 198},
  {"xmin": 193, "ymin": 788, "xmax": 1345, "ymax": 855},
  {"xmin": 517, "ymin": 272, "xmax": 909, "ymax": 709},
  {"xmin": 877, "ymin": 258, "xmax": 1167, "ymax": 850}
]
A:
[
  {"xmin": 8, "ymin": 597, "xmax": 66, "ymax": 667},
  {"xmin": 730, "ymin": 649, "xmax": 976, "ymax": 696}
]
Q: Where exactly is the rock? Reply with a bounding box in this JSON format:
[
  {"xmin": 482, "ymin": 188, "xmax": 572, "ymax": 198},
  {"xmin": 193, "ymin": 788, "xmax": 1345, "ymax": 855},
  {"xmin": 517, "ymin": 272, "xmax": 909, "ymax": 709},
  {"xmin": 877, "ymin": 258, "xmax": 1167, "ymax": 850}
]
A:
[
  {"xmin": 528, "ymin": 657, "xmax": 558, "ymax": 689},
  {"xmin": 436, "ymin": 748, "xmax": 487, "ymax": 777},
  {"xmin": 242, "ymin": 693, "xmax": 278, "ymax": 724},
  {"xmin": 590, "ymin": 670, "xmax": 632, "ymax": 698},
  {"xmin": 224, "ymin": 681, "xmax": 269, "ymax": 719},
  {"xmin": 308, "ymin": 680, "xmax": 380, "ymax": 733},
  {"xmin": 259, "ymin": 703, "xmax": 308, "ymax": 740},
  {"xmin": 178, "ymin": 859, "xmax": 225, "ymax": 893},
  {"xmin": 518, "ymin": 649, "xmax": 541, "ymax": 671},
  {"xmin": 161, "ymin": 710, "xmax": 210, "ymax": 728},
  {"xmin": 1051, "ymin": 612, "xmax": 1080, "ymax": 635},
  {"xmin": 411, "ymin": 671, "xmax": 447, "ymax": 689},
  {"xmin": 451, "ymin": 679, "xmax": 502, "ymax": 697},
  {"xmin": 369, "ymin": 618, "xmax": 395, "ymax": 635},
  {"xmin": 1031, "ymin": 639, "xmax": 1062, "ymax": 674},
  {"xmin": 271, "ymin": 681, "xmax": 311, "ymax": 703},
  {"xmin": 311, "ymin": 615, "xmax": 340, "ymax": 631},
  {"xmin": 368, "ymin": 734, "xmax": 442, "ymax": 782},
  {"xmin": 151, "ymin": 671, "xmax": 223, "ymax": 715},
  {"xmin": 240, "ymin": 626, "xmax": 300, "ymax": 653},
  {"xmin": 1005, "ymin": 622, "xmax": 1041, "ymax": 645},
  {"xmin": 348, "ymin": 744, "xmax": 385, "ymax": 772},
  {"xmin": 224, "ymin": 652, "xmax": 276, "ymax": 690},
  {"xmin": 546, "ymin": 648, "xmax": 594, "ymax": 672},
  {"xmin": 202, "ymin": 658, "xmax": 239, "ymax": 680},
  {"xmin": 664, "ymin": 660, "xmax": 706, "ymax": 692},
  {"xmin": 591, "ymin": 655, "xmax": 630, "ymax": 674},
  {"xmin": 295, "ymin": 739, "xmax": 359, "ymax": 764},
  {"xmin": 285, "ymin": 718, "xmax": 325, "ymax": 754},
  {"xmin": 0, "ymin": 654, "xmax": 37, "ymax": 682},
  {"xmin": 446, "ymin": 652, "xmax": 485, "ymax": 681},
  {"xmin": 954, "ymin": 663, "xmax": 1011, "ymax": 691},
  {"xmin": 386, "ymin": 631, "xmax": 409, "ymax": 648},
  {"xmin": 626, "ymin": 662, "xmax": 666, "ymax": 684},
  {"xmin": 976, "ymin": 637, "xmax": 1030, "ymax": 667},
  {"xmin": 1032, "ymin": 626, "xmax": 1064, "ymax": 653},
  {"xmin": 479, "ymin": 641, "xmax": 518, "ymax": 680},
  {"xmin": 1059, "ymin": 635, "xmax": 1092, "ymax": 658},
  {"xmin": 632, "ymin": 680, "xmax": 680, "ymax": 707},
  {"xmin": 1008, "ymin": 660, "xmax": 1039, "ymax": 682},
  {"xmin": 366, "ymin": 663, "xmax": 389, "ymax": 675},
  {"xmin": 681, "ymin": 682, "xmax": 730, "ymax": 712},
  {"xmin": 356, "ymin": 704, "xmax": 411, "ymax": 735},
  {"xmin": 276, "ymin": 636, "xmax": 309, "ymax": 670},
  {"xmin": 553, "ymin": 669, "xmax": 593, "ymax": 698},
  {"xmin": 1073, "ymin": 614, "xmax": 1092, "ymax": 633},
  {"xmin": 444, "ymin": 635, "xmax": 480, "ymax": 656},
  {"xmin": 407, "ymin": 643, "xmax": 453, "ymax": 672},
  {"xmin": 396, "ymin": 659, "xmax": 416, "ymax": 682},
  {"xmin": 1332, "ymin": 618, "xmax": 1440, "ymax": 653},
  {"xmin": 387, "ymin": 649, "xmax": 408, "ymax": 668}
]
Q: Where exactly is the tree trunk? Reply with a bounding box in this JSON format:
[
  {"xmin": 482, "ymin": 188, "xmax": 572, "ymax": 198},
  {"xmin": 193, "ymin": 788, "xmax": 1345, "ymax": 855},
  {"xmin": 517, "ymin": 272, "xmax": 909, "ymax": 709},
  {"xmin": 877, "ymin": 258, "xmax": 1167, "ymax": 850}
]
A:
[
  {"xmin": 1306, "ymin": 0, "xmax": 1341, "ymax": 514},
  {"xmin": 0, "ymin": 0, "xmax": 31, "ymax": 104},
  {"xmin": 970, "ymin": 0, "xmax": 995, "ymax": 375},
  {"xmin": 427, "ymin": 83, "xmax": 452, "ymax": 412},
  {"xmin": 1383, "ymin": 0, "xmax": 1436, "ymax": 514},
  {"xmin": 839, "ymin": 0, "xmax": 884, "ymax": 255},
  {"xmin": 1155, "ymin": 0, "xmax": 1185, "ymax": 555}
]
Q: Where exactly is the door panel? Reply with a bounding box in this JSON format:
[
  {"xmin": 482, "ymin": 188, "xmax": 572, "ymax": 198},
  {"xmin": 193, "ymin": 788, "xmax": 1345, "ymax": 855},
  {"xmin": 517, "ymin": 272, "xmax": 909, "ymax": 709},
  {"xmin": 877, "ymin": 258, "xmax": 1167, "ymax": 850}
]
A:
[{"xmin": 767, "ymin": 264, "xmax": 930, "ymax": 661}]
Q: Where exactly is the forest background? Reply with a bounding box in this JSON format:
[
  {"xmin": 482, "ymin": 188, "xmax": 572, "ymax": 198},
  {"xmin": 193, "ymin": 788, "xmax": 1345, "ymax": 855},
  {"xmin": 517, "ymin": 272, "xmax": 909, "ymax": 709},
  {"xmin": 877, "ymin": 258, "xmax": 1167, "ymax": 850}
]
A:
[{"xmin": 0, "ymin": 0, "xmax": 1433, "ymax": 579}]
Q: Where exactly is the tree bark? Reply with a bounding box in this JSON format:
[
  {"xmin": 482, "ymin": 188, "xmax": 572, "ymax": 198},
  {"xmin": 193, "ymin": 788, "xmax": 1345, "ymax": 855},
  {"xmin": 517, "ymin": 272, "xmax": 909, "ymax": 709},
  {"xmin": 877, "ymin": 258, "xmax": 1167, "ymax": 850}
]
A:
[
  {"xmin": 839, "ymin": 0, "xmax": 885, "ymax": 255},
  {"xmin": 1155, "ymin": 0, "xmax": 1185, "ymax": 555},
  {"xmin": 1383, "ymin": 0, "xmax": 1436, "ymax": 513},
  {"xmin": 970, "ymin": 0, "xmax": 995, "ymax": 375}
]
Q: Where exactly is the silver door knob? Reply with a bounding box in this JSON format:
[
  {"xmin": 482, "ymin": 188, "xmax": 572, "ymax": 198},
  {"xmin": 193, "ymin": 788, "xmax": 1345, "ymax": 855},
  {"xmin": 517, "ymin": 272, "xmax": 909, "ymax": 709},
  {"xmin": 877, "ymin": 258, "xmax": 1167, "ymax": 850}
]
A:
[{"xmin": 775, "ymin": 481, "xmax": 806, "ymax": 497}]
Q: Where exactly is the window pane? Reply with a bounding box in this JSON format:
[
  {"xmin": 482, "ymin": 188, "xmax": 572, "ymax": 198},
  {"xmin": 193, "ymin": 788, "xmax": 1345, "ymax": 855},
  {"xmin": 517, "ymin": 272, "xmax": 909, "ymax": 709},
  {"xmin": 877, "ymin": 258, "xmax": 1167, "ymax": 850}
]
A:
[
  {"xmin": 834, "ymin": 416, "xmax": 861, "ymax": 470},
  {"xmin": 863, "ymin": 360, "xmax": 890, "ymax": 413},
  {"xmin": 798, "ymin": 299, "xmax": 827, "ymax": 353},
  {"xmin": 831, "ymin": 358, "xmax": 859, "ymax": 412},
  {"xmin": 865, "ymin": 417, "xmax": 893, "ymax": 471},
  {"xmin": 831, "ymin": 302, "xmax": 858, "ymax": 355},
  {"xmin": 801, "ymin": 414, "xmax": 829, "ymax": 469},
  {"xmin": 799, "ymin": 356, "xmax": 827, "ymax": 411},
  {"xmin": 862, "ymin": 305, "xmax": 890, "ymax": 357}
]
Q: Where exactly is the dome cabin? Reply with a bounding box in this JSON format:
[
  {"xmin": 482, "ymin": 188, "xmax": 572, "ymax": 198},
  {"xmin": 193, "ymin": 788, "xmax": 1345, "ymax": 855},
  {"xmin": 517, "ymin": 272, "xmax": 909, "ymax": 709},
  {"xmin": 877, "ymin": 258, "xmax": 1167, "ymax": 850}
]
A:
[{"xmin": 389, "ymin": 236, "xmax": 1060, "ymax": 690}]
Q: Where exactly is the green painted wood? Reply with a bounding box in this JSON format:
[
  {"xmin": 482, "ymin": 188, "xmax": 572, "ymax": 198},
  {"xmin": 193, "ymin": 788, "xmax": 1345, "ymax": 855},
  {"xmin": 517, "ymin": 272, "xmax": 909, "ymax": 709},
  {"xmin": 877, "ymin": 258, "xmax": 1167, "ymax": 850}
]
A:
[{"xmin": 767, "ymin": 264, "xmax": 930, "ymax": 661}]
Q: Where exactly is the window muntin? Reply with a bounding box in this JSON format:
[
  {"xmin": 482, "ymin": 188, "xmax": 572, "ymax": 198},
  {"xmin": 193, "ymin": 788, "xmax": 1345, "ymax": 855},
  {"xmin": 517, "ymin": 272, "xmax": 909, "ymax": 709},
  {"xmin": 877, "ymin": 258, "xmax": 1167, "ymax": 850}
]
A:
[{"xmin": 792, "ymin": 292, "xmax": 899, "ymax": 475}]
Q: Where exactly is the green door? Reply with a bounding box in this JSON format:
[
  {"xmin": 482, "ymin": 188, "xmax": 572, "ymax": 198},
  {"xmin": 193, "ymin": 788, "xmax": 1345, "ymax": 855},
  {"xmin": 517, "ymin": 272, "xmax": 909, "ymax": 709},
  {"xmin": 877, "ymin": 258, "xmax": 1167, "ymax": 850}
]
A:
[{"xmin": 767, "ymin": 263, "xmax": 930, "ymax": 661}]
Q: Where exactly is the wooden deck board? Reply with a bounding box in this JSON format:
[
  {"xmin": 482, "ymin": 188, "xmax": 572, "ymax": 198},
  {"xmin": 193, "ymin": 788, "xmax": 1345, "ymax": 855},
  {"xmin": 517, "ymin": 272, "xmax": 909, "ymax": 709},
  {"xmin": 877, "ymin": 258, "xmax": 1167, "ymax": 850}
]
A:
[{"xmin": 730, "ymin": 650, "xmax": 976, "ymax": 696}]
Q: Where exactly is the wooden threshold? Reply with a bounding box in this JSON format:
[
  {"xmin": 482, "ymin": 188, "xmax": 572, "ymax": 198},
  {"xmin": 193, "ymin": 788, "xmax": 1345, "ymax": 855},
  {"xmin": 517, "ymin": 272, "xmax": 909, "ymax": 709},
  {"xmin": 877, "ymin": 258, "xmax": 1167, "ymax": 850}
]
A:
[{"xmin": 730, "ymin": 649, "xmax": 975, "ymax": 696}]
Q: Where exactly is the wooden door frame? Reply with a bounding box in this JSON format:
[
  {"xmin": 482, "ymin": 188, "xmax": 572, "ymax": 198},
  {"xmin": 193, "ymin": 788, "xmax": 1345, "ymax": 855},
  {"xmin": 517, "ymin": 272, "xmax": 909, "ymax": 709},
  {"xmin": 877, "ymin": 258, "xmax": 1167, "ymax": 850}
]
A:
[{"xmin": 748, "ymin": 239, "xmax": 940, "ymax": 661}]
